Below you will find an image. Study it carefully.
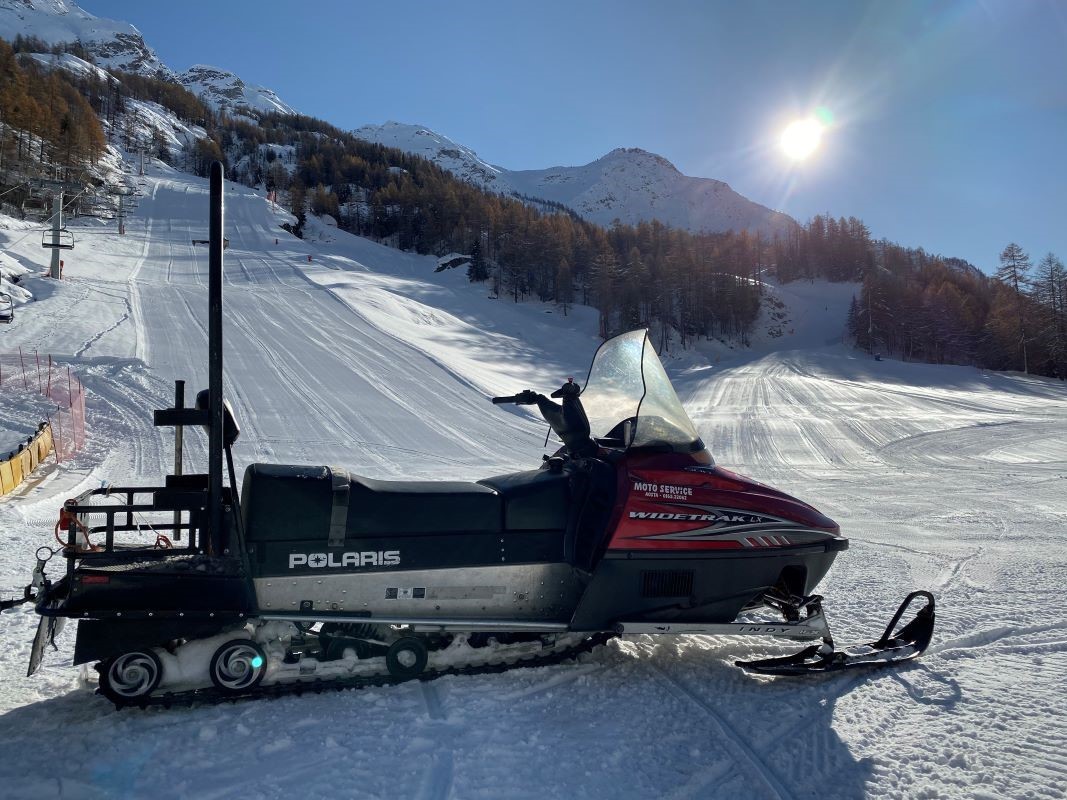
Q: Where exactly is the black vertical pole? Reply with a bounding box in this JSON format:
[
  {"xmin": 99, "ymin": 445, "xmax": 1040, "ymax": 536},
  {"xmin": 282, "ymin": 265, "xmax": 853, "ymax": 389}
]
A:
[
  {"xmin": 173, "ymin": 379, "xmax": 185, "ymax": 542},
  {"xmin": 208, "ymin": 162, "xmax": 224, "ymax": 553}
]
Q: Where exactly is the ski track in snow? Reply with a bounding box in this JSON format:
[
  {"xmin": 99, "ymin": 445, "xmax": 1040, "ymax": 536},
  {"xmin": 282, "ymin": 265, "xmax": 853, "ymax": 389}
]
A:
[
  {"xmin": 417, "ymin": 683, "xmax": 455, "ymax": 800},
  {"xmin": 0, "ymin": 159, "xmax": 1065, "ymax": 799},
  {"xmin": 647, "ymin": 662, "xmax": 793, "ymax": 800}
]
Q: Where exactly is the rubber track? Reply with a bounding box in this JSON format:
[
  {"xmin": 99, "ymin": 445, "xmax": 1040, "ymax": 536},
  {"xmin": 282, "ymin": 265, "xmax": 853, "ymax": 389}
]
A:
[{"xmin": 109, "ymin": 632, "xmax": 616, "ymax": 710}]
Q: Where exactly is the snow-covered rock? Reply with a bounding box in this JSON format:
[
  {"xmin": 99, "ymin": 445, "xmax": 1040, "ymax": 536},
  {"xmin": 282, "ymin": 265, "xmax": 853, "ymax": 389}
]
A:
[
  {"xmin": 179, "ymin": 64, "xmax": 296, "ymax": 117},
  {"xmin": 355, "ymin": 121, "xmax": 506, "ymax": 187},
  {"xmin": 21, "ymin": 50, "xmax": 112, "ymax": 82},
  {"xmin": 355, "ymin": 121, "xmax": 796, "ymax": 237}
]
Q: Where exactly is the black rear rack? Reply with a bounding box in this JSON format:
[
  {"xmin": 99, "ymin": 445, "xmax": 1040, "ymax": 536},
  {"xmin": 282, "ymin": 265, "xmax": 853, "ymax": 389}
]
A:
[{"xmin": 60, "ymin": 481, "xmax": 239, "ymax": 580}]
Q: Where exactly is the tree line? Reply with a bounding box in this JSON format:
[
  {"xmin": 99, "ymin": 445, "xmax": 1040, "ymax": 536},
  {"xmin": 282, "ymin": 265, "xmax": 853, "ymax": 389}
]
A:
[
  {"xmin": 769, "ymin": 210, "xmax": 1067, "ymax": 379},
  {"xmin": 0, "ymin": 37, "xmax": 106, "ymax": 189}
]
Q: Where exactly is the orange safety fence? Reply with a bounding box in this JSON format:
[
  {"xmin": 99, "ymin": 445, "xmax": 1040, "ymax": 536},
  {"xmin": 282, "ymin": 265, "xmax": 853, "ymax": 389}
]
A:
[{"xmin": 0, "ymin": 349, "xmax": 86, "ymax": 464}]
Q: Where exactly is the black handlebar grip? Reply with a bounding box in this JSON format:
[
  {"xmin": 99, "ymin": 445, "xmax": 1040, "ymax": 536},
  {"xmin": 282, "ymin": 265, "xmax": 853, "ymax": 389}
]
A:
[{"xmin": 493, "ymin": 390, "xmax": 539, "ymax": 405}]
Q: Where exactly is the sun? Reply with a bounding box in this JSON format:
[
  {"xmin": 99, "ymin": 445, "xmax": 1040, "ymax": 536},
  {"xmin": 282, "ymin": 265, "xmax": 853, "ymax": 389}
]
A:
[{"xmin": 780, "ymin": 118, "xmax": 823, "ymax": 161}]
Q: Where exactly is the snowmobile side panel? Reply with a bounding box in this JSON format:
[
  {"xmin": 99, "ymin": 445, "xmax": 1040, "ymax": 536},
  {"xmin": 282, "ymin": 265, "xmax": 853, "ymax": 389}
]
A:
[
  {"xmin": 249, "ymin": 531, "xmax": 567, "ymax": 576},
  {"xmin": 252, "ymin": 562, "xmax": 584, "ymax": 620},
  {"xmin": 62, "ymin": 558, "xmax": 252, "ymax": 616},
  {"xmin": 568, "ymin": 546, "xmax": 841, "ymax": 630}
]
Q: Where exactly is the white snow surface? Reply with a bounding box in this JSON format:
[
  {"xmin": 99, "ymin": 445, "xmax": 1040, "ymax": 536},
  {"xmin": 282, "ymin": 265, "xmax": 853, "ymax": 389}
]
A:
[
  {"xmin": 355, "ymin": 121, "xmax": 797, "ymax": 237},
  {"xmin": 178, "ymin": 64, "xmax": 297, "ymax": 117},
  {"xmin": 22, "ymin": 49, "xmax": 111, "ymax": 82},
  {"xmin": 0, "ymin": 156, "xmax": 1065, "ymax": 799}
]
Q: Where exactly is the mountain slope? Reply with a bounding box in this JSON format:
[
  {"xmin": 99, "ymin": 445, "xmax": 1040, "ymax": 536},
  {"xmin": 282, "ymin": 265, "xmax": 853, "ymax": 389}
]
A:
[
  {"xmin": 179, "ymin": 64, "xmax": 296, "ymax": 116},
  {"xmin": 507, "ymin": 147, "xmax": 795, "ymax": 236},
  {"xmin": 0, "ymin": 0, "xmax": 296, "ymax": 115},
  {"xmin": 0, "ymin": 0, "xmax": 172, "ymax": 77},
  {"xmin": 355, "ymin": 121, "xmax": 796, "ymax": 237}
]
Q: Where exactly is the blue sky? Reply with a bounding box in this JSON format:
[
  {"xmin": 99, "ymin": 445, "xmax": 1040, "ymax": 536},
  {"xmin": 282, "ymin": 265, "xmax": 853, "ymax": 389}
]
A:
[{"xmin": 83, "ymin": 0, "xmax": 1066, "ymax": 273}]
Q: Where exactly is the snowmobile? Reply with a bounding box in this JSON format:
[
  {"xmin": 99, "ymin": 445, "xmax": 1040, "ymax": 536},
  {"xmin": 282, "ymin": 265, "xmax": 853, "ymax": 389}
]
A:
[{"xmin": 1, "ymin": 164, "xmax": 934, "ymax": 707}]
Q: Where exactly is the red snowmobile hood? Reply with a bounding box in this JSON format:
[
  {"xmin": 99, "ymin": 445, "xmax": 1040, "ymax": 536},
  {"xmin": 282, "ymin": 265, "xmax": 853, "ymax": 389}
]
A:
[
  {"xmin": 704, "ymin": 466, "xmax": 840, "ymax": 532},
  {"xmin": 613, "ymin": 450, "xmax": 841, "ymax": 538}
]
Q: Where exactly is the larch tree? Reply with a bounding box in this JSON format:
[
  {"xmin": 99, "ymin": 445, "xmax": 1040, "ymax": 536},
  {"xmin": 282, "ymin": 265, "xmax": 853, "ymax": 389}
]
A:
[
  {"xmin": 1031, "ymin": 252, "xmax": 1066, "ymax": 378},
  {"xmin": 995, "ymin": 242, "xmax": 1032, "ymax": 372}
]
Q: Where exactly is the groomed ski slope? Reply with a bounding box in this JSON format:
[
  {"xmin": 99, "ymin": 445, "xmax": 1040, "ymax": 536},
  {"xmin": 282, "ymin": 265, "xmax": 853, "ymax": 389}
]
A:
[{"xmin": 1, "ymin": 162, "xmax": 1065, "ymax": 800}]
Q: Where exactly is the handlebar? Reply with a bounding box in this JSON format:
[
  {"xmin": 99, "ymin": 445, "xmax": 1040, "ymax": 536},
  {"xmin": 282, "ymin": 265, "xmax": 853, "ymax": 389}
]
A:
[
  {"xmin": 491, "ymin": 382, "xmax": 594, "ymax": 456},
  {"xmin": 491, "ymin": 390, "xmax": 539, "ymax": 405}
]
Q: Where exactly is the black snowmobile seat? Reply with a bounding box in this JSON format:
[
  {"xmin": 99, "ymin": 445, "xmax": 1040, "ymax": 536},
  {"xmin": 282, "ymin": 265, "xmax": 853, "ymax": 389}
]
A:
[
  {"xmin": 241, "ymin": 464, "xmax": 503, "ymax": 542},
  {"xmin": 477, "ymin": 469, "xmax": 570, "ymax": 531}
]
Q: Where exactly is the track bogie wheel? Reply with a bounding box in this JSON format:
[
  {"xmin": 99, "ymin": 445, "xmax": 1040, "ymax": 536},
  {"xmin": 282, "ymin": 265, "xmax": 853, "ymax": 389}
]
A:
[
  {"xmin": 98, "ymin": 649, "xmax": 163, "ymax": 705},
  {"xmin": 209, "ymin": 639, "xmax": 267, "ymax": 693},
  {"xmin": 386, "ymin": 636, "xmax": 428, "ymax": 678}
]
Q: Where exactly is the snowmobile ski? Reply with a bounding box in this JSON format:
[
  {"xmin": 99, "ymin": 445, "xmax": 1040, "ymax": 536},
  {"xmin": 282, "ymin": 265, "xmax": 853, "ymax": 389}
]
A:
[{"xmin": 736, "ymin": 591, "xmax": 936, "ymax": 675}]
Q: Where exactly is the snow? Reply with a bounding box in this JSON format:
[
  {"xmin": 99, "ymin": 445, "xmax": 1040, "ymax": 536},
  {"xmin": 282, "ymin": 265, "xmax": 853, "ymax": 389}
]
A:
[
  {"xmin": 354, "ymin": 121, "xmax": 796, "ymax": 237},
  {"xmin": 179, "ymin": 64, "xmax": 296, "ymax": 117},
  {"xmin": 0, "ymin": 388, "xmax": 51, "ymax": 455},
  {"xmin": 122, "ymin": 97, "xmax": 208, "ymax": 159},
  {"xmin": 506, "ymin": 148, "xmax": 796, "ymax": 237},
  {"xmin": 22, "ymin": 50, "xmax": 112, "ymax": 82},
  {"xmin": 0, "ymin": 154, "xmax": 1063, "ymax": 799},
  {"xmin": 0, "ymin": 249, "xmax": 35, "ymax": 307},
  {"xmin": 354, "ymin": 121, "xmax": 506, "ymax": 185}
]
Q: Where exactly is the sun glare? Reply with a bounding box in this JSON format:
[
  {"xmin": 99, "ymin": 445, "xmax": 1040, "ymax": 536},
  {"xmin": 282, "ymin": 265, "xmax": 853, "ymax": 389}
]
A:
[{"xmin": 780, "ymin": 118, "xmax": 823, "ymax": 161}]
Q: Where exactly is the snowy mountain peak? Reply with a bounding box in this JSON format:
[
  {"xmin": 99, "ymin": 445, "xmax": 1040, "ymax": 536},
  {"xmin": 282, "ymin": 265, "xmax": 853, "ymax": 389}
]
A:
[
  {"xmin": 0, "ymin": 0, "xmax": 172, "ymax": 78},
  {"xmin": 356, "ymin": 121, "xmax": 793, "ymax": 236},
  {"xmin": 179, "ymin": 64, "xmax": 296, "ymax": 116},
  {"xmin": 2, "ymin": 0, "xmax": 77, "ymax": 16},
  {"xmin": 599, "ymin": 147, "xmax": 682, "ymax": 175}
]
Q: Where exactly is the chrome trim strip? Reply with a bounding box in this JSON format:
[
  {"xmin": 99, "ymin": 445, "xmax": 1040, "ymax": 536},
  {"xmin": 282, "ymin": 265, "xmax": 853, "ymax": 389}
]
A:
[{"xmin": 257, "ymin": 613, "xmax": 570, "ymax": 632}]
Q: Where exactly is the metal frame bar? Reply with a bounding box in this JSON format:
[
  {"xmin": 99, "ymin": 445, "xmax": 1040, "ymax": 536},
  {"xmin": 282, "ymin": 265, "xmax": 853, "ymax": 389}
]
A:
[
  {"xmin": 259, "ymin": 614, "xmax": 571, "ymax": 633},
  {"xmin": 62, "ymin": 486, "xmax": 204, "ymax": 557},
  {"xmin": 208, "ymin": 163, "xmax": 224, "ymax": 554},
  {"xmin": 615, "ymin": 615, "xmax": 830, "ymax": 640}
]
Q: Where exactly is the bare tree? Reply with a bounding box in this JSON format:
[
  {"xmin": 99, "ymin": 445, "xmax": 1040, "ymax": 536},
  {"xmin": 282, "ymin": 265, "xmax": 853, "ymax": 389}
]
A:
[{"xmin": 996, "ymin": 242, "xmax": 1032, "ymax": 373}]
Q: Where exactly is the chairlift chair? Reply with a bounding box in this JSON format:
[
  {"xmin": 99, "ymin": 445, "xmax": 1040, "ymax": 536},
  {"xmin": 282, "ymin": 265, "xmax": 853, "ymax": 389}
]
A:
[{"xmin": 41, "ymin": 229, "xmax": 74, "ymax": 250}]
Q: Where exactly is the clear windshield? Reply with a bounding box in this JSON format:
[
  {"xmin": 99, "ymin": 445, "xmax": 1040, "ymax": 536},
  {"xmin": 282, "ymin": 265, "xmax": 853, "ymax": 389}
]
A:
[{"xmin": 580, "ymin": 330, "xmax": 703, "ymax": 452}]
